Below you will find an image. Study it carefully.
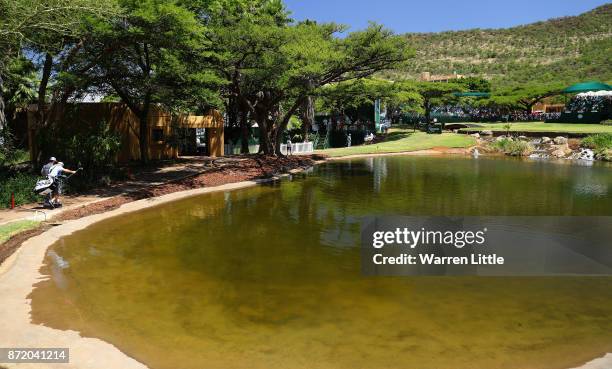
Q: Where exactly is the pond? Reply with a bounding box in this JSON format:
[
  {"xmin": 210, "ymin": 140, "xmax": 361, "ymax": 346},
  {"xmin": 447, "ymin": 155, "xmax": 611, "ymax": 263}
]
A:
[{"xmin": 31, "ymin": 156, "xmax": 612, "ymax": 369}]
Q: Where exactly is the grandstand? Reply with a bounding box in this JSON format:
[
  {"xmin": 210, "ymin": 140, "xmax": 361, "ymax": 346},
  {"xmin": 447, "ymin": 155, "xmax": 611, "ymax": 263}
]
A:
[{"xmin": 548, "ymin": 83, "xmax": 612, "ymax": 124}]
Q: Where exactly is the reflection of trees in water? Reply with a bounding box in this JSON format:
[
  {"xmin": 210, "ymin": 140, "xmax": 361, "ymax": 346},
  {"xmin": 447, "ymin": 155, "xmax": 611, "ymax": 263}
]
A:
[
  {"xmin": 364, "ymin": 157, "xmax": 389, "ymax": 193},
  {"xmin": 316, "ymin": 157, "xmax": 612, "ymax": 216},
  {"xmin": 81, "ymin": 157, "xmax": 610, "ymax": 323},
  {"xmin": 41, "ymin": 156, "xmax": 612, "ymax": 340},
  {"xmin": 163, "ymin": 178, "xmax": 364, "ymax": 324}
]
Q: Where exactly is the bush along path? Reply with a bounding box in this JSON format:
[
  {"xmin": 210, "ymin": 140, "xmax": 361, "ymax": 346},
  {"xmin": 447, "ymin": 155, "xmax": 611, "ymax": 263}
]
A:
[{"xmin": 0, "ymin": 172, "xmax": 39, "ymax": 209}]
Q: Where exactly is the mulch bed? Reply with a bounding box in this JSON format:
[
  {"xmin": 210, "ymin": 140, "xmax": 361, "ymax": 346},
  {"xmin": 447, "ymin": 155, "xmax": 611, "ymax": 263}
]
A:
[
  {"xmin": 56, "ymin": 155, "xmax": 320, "ymax": 221},
  {"xmin": 0, "ymin": 155, "xmax": 323, "ymax": 266}
]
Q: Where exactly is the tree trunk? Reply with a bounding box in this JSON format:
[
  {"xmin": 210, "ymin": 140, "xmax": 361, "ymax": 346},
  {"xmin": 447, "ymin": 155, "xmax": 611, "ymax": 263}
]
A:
[
  {"xmin": 240, "ymin": 110, "xmax": 249, "ymax": 154},
  {"xmin": 138, "ymin": 93, "xmax": 152, "ymax": 164},
  {"xmin": 29, "ymin": 52, "xmax": 54, "ymax": 157},
  {"xmin": 265, "ymin": 122, "xmax": 276, "ymax": 155},
  {"xmin": 423, "ymin": 101, "xmax": 433, "ymax": 132},
  {"xmin": 138, "ymin": 111, "xmax": 149, "ymax": 164},
  {"xmin": 274, "ymin": 125, "xmax": 282, "ymax": 156},
  {"xmin": 226, "ymin": 96, "xmax": 238, "ymax": 128},
  {"xmin": 300, "ymin": 96, "xmax": 314, "ymax": 142},
  {"xmin": 425, "ymin": 101, "xmax": 431, "ymax": 125},
  {"xmin": 274, "ymin": 100, "xmax": 303, "ymax": 156},
  {"xmin": 37, "ymin": 53, "xmax": 53, "ymax": 123},
  {"xmin": 258, "ymin": 119, "xmax": 271, "ymax": 155},
  {"xmin": 0, "ymin": 73, "xmax": 6, "ymax": 136}
]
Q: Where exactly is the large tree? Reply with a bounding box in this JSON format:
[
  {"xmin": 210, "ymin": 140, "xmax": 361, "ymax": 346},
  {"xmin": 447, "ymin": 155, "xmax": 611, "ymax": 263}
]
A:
[
  {"xmin": 318, "ymin": 78, "xmax": 421, "ymax": 125},
  {"xmin": 199, "ymin": 1, "xmax": 413, "ymax": 155},
  {"xmin": 69, "ymin": 0, "xmax": 223, "ymax": 163},
  {"xmin": 236, "ymin": 22, "xmax": 413, "ymax": 155},
  {"xmin": 414, "ymin": 82, "xmax": 465, "ymax": 125},
  {"xmin": 0, "ymin": 0, "xmax": 115, "ymax": 140},
  {"xmin": 204, "ymin": 0, "xmax": 291, "ymax": 153},
  {"xmin": 490, "ymin": 83, "xmax": 564, "ymax": 112}
]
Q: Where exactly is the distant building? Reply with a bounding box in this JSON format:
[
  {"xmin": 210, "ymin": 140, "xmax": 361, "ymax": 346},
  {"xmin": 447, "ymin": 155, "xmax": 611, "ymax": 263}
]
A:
[
  {"xmin": 531, "ymin": 102, "xmax": 565, "ymax": 113},
  {"xmin": 420, "ymin": 71, "xmax": 465, "ymax": 82},
  {"xmin": 26, "ymin": 103, "xmax": 224, "ymax": 163}
]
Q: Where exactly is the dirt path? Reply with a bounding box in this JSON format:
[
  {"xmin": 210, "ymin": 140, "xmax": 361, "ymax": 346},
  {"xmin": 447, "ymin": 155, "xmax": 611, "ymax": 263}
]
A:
[{"xmin": 0, "ymin": 157, "xmax": 215, "ymax": 225}]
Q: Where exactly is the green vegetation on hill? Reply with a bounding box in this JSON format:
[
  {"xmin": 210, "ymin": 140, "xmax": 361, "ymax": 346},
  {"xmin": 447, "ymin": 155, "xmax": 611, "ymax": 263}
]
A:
[{"xmin": 386, "ymin": 4, "xmax": 612, "ymax": 86}]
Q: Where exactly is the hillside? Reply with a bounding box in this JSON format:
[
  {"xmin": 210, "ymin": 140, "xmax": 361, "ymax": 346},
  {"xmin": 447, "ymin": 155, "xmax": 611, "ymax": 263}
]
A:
[{"xmin": 388, "ymin": 4, "xmax": 612, "ymax": 86}]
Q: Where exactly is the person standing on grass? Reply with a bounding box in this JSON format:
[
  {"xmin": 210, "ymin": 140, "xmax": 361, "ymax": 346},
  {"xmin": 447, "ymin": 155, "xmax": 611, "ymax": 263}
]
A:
[
  {"xmin": 41, "ymin": 156, "xmax": 57, "ymax": 176},
  {"xmin": 287, "ymin": 138, "xmax": 292, "ymax": 155}
]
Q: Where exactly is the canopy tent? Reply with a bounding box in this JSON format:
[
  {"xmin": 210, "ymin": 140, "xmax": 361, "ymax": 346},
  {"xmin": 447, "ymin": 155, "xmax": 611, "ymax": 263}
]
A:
[
  {"xmin": 562, "ymin": 81, "xmax": 612, "ymax": 94},
  {"xmin": 453, "ymin": 92, "xmax": 491, "ymax": 97}
]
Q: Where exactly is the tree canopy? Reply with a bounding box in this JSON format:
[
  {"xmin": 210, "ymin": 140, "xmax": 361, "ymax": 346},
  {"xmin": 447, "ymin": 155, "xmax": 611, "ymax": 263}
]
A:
[
  {"xmin": 413, "ymin": 82, "xmax": 465, "ymax": 123},
  {"xmin": 483, "ymin": 83, "xmax": 565, "ymax": 112},
  {"xmin": 0, "ymin": 0, "xmax": 117, "ymax": 152},
  {"xmin": 2, "ymin": 0, "xmax": 606, "ymax": 163}
]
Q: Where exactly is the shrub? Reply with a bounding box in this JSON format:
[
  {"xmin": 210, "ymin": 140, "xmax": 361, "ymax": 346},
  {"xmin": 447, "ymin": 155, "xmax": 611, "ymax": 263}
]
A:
[
  {"xmin": 0, "ymin": 172, "xmax": 39, "ymax": 208},
  {"xmin": 0, "ymin": 129, "xmax": 20, "ymax": 166},
  {"xmin": 597, "ymin": 150, "xmax": 612, "ymax": 161},
  {"xmin": 581, "ymin": 133, "xmax": 612, "ymax": 151},
  {"xmin": 492, "ymin": 138, "xmax": 533, "ymax": 156},
  {"xmin": 582, "ymin": 133, "xmax": 612, "ymax": 161},
  {"xmin": 37, "ymin": 120, "xmax": 121, "ymax": 189}
]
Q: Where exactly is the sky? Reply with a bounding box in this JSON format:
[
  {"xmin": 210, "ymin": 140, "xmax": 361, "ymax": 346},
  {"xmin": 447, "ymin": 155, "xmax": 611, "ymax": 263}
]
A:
[{"xmin": 284, "ymin": 0, "xmax": 610, "ymax": 33}]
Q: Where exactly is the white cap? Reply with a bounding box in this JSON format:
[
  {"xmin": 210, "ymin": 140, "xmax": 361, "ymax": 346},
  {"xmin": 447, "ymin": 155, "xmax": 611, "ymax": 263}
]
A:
[{"xmin": 49, "ymin": 157, "xmax": 57, "ymax": 162}]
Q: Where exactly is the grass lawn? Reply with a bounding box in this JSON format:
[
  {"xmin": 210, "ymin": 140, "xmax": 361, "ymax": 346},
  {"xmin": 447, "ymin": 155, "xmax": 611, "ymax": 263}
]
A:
[
  {"xmin": 317, "ymin": 129, "xmax": 476, "ymax": 157},
  {"xmin": 0, "ymin": 220, "xmax": 40, "ymax": 244},
  {"xmin": 459, "ymin": 122, "xmax": 612, "ymax": 134}
]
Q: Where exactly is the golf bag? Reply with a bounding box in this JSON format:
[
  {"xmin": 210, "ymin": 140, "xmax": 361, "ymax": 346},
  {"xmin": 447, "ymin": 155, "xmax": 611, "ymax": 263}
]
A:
[
  {"xmin": 34, "ymin": 177, "xmax": 55, "ymax": 196},
  {"xmin": 34, "ymin": 175, "xmax": 61, "ymax": 208}
]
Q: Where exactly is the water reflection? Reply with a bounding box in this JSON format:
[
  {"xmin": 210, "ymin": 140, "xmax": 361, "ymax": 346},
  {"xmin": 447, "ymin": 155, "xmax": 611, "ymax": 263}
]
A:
[{"xmin": 30, "ymin": 156, "xmax": 612, "ymax": 369}]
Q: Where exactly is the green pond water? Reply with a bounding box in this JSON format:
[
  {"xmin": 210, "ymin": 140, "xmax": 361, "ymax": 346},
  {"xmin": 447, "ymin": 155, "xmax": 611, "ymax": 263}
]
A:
[{"xmin": 31, "ymin": 156, "xmax": 612, "ymax": 369}]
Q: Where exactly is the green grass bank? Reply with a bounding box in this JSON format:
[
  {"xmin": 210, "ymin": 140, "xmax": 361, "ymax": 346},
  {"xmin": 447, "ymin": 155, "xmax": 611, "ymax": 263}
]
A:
[
  {"xmin": 317, "ymin": 129, "xmax": 476, "ymax": 157},
  {"xmin": 459, "ymin": 122, "xmax": 612, "ymax": 135}
]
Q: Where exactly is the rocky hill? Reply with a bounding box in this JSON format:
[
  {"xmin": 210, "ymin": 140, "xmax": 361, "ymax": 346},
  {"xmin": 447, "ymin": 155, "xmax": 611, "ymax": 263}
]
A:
[{"xmin": 387, "ymin": 4, "xmax": 612, "ymax": 86}]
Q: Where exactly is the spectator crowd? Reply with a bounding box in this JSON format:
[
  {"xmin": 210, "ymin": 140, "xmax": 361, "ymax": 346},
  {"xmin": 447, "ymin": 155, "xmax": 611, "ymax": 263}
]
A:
[
  {"xmin": 565, "ymin": 95, "xmax": 611, "ymax": 114},
  {"xmin": 430, "ymin": 105, "xmax": 558, "ymax": 122}
]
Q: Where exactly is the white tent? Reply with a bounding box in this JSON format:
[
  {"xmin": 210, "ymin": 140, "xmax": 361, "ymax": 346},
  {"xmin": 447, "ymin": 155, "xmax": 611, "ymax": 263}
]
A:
[{"xmin": 577, "ymin": 90, "xmax": 612, "ymax": 97}]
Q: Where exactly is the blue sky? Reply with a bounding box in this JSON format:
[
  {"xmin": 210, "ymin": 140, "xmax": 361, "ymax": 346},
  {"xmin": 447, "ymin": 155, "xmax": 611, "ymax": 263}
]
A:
[{"xmin": 284, "ymin": 0, "xmax": 610, "ymax": 33}]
